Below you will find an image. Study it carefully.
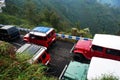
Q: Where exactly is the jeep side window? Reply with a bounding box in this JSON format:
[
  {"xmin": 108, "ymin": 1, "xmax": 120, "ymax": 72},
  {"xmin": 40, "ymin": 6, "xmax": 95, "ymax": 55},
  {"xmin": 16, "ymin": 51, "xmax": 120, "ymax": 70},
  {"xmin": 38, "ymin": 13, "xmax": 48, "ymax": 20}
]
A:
[
  {"xmin": 29, "ymin": 34, "xmax": 34, "ymax": 39},
  {"xmin": 47, "ymin": 33, "xmax": 51, "ymax": 38},
  {"xmin": 30, "ymin": 34, "xmax": 35, "ymax": 39},
  {"xmin": 8, "ymin": 27, "xmax": 18, "ymax": 34},
  {"xmin": 41, "ymin": 53, "xmax": 46, "ymax": 59},
  {"xmin": 30, "ymin": 34, "xmax": 46, "ymax": 40},
  {"xmin": 92, "ymin": 45, "xmax": 103, "ymax": 52},
  {"xmin": 0, "ymin": 29, "xmax": 8, "ymax": 34},
  {"xmin": 51, "ymin": 30, "xmax": 55, "ymax": 35},
  {"xmin": 106, "ymin": 49, "xmax": 120, "ymax": 56},
  {"xmin": 43, "ymin": 37, "xmax": 47, "ymax": 40}
]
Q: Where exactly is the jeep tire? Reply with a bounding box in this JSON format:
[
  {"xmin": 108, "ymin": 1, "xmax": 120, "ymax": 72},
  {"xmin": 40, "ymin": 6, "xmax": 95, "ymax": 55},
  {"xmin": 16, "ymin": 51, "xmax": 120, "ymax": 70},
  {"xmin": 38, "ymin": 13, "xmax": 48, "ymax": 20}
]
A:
[{"xmin": 73, "ymin": 53, "xmax": 84, "ymax": 62}]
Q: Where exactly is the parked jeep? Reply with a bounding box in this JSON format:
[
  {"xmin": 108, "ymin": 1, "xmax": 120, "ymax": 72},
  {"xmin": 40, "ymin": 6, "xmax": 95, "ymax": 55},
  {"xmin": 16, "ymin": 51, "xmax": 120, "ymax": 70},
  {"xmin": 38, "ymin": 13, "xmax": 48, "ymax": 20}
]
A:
[
  {"xmin": 16, "ymin": 43, "xmax": 51, "ymax": 65},
  {"xmin": 87, "ymin": 57, "xmax": 120, "ymax": 80},
  {"xmin": 59, "ymin": 57, "xmax": 120, "ymax": 80},
  {"xmin": 59, "ymin": 61, "xmax": 89, "ymax": 80},
  {"xmin": 23, "ymin": 26, "xmax": 56, "ymax": 48},
  {"xmin": 0, "ymin": 25, "xmax": 20, "ymax": 41},
  {"xmin": 72, "ymin": 34, "xmax": 120, "ymax": 61}
]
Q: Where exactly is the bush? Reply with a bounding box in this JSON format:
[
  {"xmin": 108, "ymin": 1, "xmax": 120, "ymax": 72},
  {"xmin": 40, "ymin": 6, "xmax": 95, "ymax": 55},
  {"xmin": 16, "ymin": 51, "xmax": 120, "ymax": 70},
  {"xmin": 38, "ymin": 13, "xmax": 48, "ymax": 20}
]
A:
[
  {"xmin": 0, "ymin": 41, "xmax": 16, "ymax": 58},
  {"xmin": 0, "ymin": 41, "xmax": 57, "ymax": 80},
  {"xmin": 100, "ymin": 74, "xmax": 119, "ymax": 80},
  {"xmin": 94, "ymin": 74, "xmax": 119, "ymax": 80}
]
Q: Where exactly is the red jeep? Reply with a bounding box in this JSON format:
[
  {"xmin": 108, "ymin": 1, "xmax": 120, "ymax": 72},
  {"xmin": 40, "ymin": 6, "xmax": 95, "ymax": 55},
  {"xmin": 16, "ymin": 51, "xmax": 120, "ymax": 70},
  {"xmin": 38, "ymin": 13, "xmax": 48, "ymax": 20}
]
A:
[
  {"xmin": 72, "ymin": 34, "xmax": 120, "ymax": 61},
  {"xmin": 23, "ymin": 26, "xmax": 56, "ymax": 48},
  {"xmin": 16, "ymin": 43, "xmax": 51, "ymax": 65}
]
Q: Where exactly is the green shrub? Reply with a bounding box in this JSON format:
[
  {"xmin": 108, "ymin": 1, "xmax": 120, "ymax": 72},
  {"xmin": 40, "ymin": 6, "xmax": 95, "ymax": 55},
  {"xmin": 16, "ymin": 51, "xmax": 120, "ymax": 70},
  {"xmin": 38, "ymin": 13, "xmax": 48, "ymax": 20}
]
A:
[
  {"xmin": 0, "ymin": 41, "xmax": 15, "ymax": 58},
  {"xmin": 0, "ymin": 41, "xmax": 57, "ymax": 80},
  {"xmin": 100, "ymin": 74, "xmax": 119, "ymax": 80},
  {"xmin": 94, "ymin": 74, "xmax": 119, "ymax": 80}
]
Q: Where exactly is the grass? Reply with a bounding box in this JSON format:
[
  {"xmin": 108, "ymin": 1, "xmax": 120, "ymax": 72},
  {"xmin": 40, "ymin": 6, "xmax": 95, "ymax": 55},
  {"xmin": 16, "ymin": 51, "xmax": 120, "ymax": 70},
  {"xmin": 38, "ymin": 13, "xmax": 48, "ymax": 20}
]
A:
[{"xmin": 0, "ymin": 41, "xmax": 57, "ymax": 80}]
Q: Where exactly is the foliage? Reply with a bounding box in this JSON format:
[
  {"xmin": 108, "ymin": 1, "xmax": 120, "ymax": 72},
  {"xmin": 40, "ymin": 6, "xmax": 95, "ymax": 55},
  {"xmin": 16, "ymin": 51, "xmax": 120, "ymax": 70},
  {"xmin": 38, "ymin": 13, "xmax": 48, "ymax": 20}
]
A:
[
  {"xmin": 0, "ymin": 41, "xmax": 57, "ymax": 80},
  {"xmin": 98, "ymin": 0, "xmax": 120, "ymax": 7},
  {"xmin": 94, "ymin": 74, "xmax": 119, "ymax": 80},
  {"xmin": 0, "ymin": 13, "xmax": 30, "ymax": 26},
  {"xmin": 1, "ymin": 0, "xmax": 120, "ymax": 35},
  {"xmin": 71, "ymin": 28, "xmax": 92, "ymax": 38},
  {"xmin": 0, "ymin": 41, "xmax": 15, "ymax": 58}
]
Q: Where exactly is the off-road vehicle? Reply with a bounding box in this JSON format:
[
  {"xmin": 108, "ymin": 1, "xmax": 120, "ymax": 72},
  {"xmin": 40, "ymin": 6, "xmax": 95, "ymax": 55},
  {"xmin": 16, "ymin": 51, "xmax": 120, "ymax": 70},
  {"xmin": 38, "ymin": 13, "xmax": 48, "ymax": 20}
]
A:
[
  {"xmin": 0, "ymin": 25, "xmax": 20, "ymax": 41},
  {"xmin": 72, "ymin": 34, "xmax": 120, "ymax": 61},
  {"xmin": 23, "ymin": 26, "xmax": 56, "ymax": 48},
  {"xmin": 16, "ymin": 43, "xmax": 51, "ymax": 65}
]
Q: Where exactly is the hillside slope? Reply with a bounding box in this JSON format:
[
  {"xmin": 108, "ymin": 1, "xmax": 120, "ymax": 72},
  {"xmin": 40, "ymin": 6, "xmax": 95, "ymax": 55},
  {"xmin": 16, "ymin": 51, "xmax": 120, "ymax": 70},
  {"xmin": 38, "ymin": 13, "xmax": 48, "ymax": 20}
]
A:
[
  {"xmin": 97, "ymin": 0, "xmax": 120, "ymax": 7},
  {"xmin": 3, "ymin": 0, "xmax": 120, "ymax": 35},
  {"xmin": 0, "ymin": 41, "xmax": 56, "ymax": 80}
]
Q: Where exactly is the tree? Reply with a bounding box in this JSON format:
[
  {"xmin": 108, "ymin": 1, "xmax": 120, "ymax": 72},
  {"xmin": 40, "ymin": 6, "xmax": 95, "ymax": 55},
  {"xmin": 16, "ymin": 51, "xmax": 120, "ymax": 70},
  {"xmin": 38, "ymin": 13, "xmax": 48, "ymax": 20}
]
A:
[
  {"xmin": 43, "ymin": 8, "xmax": 52, "ymax": 23},
  {"xmin": 50, "ymin": 12, "xmax": 60, "ymax": 29},
  {"xmin": 3, "ymin": 0, "xmax": 20, "ymax": 16},
  {"xmin": 75, "ymin": 22, "xmax": 81, "ymax": 30},
  {"xmin": 23, "ymin": 0, "xmax": 38, "ymax": 24}
]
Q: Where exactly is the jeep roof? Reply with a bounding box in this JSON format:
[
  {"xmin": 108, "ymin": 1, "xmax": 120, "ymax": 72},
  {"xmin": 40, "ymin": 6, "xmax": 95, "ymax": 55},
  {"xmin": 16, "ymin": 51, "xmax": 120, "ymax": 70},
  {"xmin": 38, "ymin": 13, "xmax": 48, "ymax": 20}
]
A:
[
  {"xmin": 87, "ymin": 57, "xmax": 120, "ymax": 79},
  {"xmin": 0, "ymin": 25, "xmax": 19, "ymax": 34},
  {"xmin": 30, "ymin": 27, "xmax": 54, "ymax": 37},
  {"xmin": 0, "ymin": 25, "xmax": 15, "ymax": 29},
  {"xmin": 16, "ymin": 43, "xmax": 47, "ymax": 62},
  {"xmin": 92, "ymin": 34, "xmax": 120, "ymax": 50},
  {"xmin": 60, "ymin": 61, "xmax": 89, "ymax": 80}
]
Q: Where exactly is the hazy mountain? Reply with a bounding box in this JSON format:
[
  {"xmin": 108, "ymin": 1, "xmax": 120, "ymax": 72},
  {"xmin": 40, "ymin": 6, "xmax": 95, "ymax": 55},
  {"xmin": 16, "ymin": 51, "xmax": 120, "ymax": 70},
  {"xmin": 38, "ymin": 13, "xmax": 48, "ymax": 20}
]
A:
[
  {"xmin": 97, "ymin": 0, "xmax": 120, "ymax": 7},
  {"xmin": 3, "ymin": 0, "xmax": 120, "ymax": 35}
]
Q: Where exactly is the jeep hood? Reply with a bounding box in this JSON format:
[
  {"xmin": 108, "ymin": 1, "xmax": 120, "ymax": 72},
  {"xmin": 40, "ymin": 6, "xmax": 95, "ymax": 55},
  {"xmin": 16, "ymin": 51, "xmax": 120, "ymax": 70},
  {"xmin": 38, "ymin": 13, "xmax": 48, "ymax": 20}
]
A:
[{"xmin": 75, "ymin": 40, "xmax": 92, "ymax": 51}]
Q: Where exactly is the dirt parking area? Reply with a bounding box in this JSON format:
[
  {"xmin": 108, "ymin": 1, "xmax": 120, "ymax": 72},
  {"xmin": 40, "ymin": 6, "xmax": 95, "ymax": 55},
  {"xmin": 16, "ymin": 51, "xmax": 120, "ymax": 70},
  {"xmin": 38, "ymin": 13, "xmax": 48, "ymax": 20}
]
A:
[{"xmin": 48, "ymin": 40, "xmax": 74, "ymax": 77}]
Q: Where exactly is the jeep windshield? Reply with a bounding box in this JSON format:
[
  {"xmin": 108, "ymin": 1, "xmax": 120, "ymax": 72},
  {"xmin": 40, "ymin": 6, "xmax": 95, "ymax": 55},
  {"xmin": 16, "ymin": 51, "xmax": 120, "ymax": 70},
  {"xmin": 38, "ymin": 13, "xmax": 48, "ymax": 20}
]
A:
[{"xmin": 29, "ymin": 34, "xmax": 47, "ymax": 40}]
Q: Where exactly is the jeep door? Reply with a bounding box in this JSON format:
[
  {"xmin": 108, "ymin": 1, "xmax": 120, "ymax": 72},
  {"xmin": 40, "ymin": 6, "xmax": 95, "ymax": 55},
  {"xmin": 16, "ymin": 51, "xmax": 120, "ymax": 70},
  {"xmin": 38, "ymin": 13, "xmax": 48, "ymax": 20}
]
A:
[{"xmin": 91, "ymin": 45, "xmax": 104, "ymax": 58}]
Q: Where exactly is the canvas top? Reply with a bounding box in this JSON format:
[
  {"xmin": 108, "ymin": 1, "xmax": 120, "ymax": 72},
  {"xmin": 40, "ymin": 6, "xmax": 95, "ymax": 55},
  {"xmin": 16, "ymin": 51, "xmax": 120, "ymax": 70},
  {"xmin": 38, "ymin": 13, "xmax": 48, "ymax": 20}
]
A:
[
  {"xmin": 16, "ymin": 43, "xmax": 47, "ymax": 62},
  {"xmin": 30, "ymin": 27, "xmax": 53, "ymax": 37},
  {"xmin": 87, "ymin": 57, "xmax": 120, "ymax": 80},
  {"xmin": 92, "ymin": 34, "xmax": 120, "ymax": 50}
]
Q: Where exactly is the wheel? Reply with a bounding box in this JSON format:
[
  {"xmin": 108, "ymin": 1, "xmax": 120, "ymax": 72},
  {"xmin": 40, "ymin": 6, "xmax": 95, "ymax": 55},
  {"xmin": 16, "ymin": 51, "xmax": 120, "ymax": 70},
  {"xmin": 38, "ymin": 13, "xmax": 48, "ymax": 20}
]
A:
[{"xmin": 73, "ymin": 53, "xmax": 84, "ymax": 62}]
